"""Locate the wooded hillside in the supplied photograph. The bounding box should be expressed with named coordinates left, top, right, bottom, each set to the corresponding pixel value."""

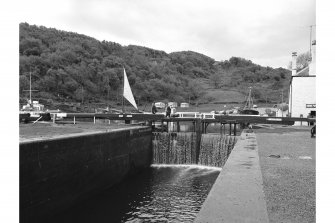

left=19, top=23, right=291, bottom=109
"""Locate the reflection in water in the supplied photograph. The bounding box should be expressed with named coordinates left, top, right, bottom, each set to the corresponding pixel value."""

left=49, top=165, right=220, bottom=223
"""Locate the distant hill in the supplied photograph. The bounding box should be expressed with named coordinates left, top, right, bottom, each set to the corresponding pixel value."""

left=19, top=23, right=291, bottom=109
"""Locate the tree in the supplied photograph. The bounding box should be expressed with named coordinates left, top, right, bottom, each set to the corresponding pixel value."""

left=252, top=88, right=262, bottom=99
left=209, top=72, right=222, bottom=88
left=287, top=51, right=311, bottom=70
left=296, top=52, right=311, bottom=70
left=74, top=87, right=86, bottom=103
left=274, top=76, right=280, bottom=81
left=19, top=75, right=29, bottom=94
left=19, top=23, right=291, bottom=107
left=19, top=37, right=43, bottom=56
left=187, top=80, right=204, bottom=100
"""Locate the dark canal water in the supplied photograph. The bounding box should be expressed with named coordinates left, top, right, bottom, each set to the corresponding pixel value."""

left=48, top=165, right=220, bottom=223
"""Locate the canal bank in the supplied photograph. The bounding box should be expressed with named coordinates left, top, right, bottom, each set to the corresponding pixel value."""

left=255, top=126, right=315, bottom=223
left=20, top=121, right=239, bottom=222
left=20, top=125, right=152, bottom=223
left=195, top=130, right=269, bottom=223
left=195, top=126, right=315, bottom=223
left=20, top=122, right=315, bottom=222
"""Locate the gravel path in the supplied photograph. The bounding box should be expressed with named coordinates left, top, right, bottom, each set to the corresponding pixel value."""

left=255, top=127, right=315, bottom=223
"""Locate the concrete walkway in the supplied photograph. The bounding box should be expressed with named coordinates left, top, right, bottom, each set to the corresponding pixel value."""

left=195, top=131, right=269, bottom=223
left=195, top=126, right=315, bottom=223
left=255, top=127, right=315, bottom=223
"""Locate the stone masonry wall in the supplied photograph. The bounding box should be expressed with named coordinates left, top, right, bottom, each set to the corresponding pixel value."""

left=20, top=126, right=152, bottom=223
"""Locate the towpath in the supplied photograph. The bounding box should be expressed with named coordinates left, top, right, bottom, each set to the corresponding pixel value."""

left=255, top=126, right=315, bottom=223
left=195, top=125, right=315, bottom=223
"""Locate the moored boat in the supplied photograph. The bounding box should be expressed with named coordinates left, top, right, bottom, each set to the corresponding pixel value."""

left=20, top=70, right=51, bottom=122
left=238, top=87, right=260, bottom=116
left=20, top=100, right=51, bottom=122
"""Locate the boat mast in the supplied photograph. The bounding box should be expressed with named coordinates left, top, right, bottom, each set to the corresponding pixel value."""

left=23, top=69, right=38, bottom=106
left=29, top=70, right=32, bottom=104
left=122, top=93, right=124, bottom=113
left=122, top=67, right=124, bottom=113
left=245, top=87, right=253, bottom=109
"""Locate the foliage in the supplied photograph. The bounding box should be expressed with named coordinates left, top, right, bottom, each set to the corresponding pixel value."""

left=19, top=23, right=291, bottom=106
left=296, top=52, right=311, bottom=70
left=209, top=72, right=223, bottom=88
left=287, top=51, right=311, bottom=71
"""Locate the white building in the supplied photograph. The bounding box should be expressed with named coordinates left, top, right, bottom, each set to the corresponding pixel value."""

left=288, top=40, right=316, bottom=125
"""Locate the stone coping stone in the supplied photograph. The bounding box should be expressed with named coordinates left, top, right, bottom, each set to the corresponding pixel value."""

left=194, top=131, right=269, bottom=223
left=19, top=125, right=150, bottom=144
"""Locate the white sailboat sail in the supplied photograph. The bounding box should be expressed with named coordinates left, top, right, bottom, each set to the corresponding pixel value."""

left=123, top=68, right=138, bottom=110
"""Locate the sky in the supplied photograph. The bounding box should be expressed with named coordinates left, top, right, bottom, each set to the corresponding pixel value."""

left=16, top=0, right=315, bottom=68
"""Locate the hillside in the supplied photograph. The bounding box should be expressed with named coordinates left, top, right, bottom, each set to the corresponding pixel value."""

left=19, top=23, right=291, bottom=110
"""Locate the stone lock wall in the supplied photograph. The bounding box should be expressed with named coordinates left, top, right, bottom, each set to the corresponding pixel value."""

left=20, top=126, right=152, bottom=223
